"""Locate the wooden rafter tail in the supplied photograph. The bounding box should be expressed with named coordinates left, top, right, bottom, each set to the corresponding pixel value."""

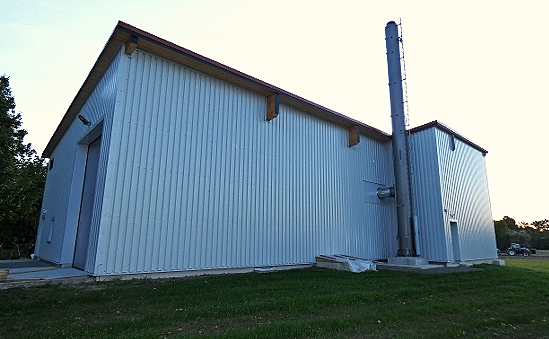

left=125, top=35, right=138, bottom=55
left=348, top=125, right=360, bottom=147
left=266, top=92, right=279, bottom=121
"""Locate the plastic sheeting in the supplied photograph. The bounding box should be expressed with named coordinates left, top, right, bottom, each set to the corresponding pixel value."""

left=316, top=255, right=376, bottom=272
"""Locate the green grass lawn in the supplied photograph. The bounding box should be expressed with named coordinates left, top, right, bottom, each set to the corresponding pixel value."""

left=1, top=260, right=549, bottom=338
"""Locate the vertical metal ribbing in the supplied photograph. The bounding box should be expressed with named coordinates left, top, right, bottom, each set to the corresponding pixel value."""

left=94, top=49, right=399, bottom=275
left=385, top=21, right=415, bottom=257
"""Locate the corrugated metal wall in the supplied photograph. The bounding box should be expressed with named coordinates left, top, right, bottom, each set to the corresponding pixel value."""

left=84, top=51, right=122, bottom=273
left=434, top=129, right=496, bottom=261
left=93, top=49, right=397, bottom=275
left=410, top=127, right=496, bottom=262
left=409, top=128, right=448, bottom=261
left=35, top=51, right=121, bottom=266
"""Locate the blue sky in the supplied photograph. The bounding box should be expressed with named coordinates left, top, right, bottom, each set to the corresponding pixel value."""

left=1, top=0, right=547, bottom=222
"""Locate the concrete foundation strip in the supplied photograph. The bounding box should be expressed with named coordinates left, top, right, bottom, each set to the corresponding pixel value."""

left=7, top=267, right=59, bottom=275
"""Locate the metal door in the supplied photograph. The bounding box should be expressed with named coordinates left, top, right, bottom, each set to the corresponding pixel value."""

left=73, top=136, right=101, bottom=270
left=450, top=221, right=461, bottom=262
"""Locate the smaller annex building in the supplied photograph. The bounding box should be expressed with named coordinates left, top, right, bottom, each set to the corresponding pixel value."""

left=35, top=21, right=497, bottom=278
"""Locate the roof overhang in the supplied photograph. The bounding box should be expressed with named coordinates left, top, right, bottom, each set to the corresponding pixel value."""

left=409, top=120, right=488, bottom=155
left=42, top=21, right=390, bottom=157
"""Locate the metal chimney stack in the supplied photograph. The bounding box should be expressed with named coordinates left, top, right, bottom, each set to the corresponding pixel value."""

left=385, top=21, right=415, bottom=257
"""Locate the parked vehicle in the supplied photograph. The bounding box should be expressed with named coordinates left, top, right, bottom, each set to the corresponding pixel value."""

left=507, top=243, right=531, bottom=256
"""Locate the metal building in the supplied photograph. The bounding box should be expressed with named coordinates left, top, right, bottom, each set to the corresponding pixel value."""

left=34, top=22, right=497, bottom=278
left=409, top=121, right=496, bottom=262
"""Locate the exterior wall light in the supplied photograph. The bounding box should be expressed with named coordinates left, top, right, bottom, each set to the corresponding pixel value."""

left=78, top=115, right=91, bottom=126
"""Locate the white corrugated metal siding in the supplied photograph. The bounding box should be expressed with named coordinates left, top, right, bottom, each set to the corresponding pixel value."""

left=409, top=128, right=448, bottom=261
left=84, top=51, right=123, bottom=273
left=93, top=49, right=397, bottom=275
left=410, top=127, right=496, bottom=262
left=434, top=129, right=496, bottom=261
left=35, top=51, right=121, bottom=266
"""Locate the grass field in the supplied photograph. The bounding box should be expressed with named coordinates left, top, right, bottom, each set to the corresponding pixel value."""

left=1, top=260, right=549, bottom=338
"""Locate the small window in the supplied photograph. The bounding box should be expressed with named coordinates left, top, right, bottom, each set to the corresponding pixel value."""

left=449, top=134, right=456, bottom=151
left=49, top=158, right=55, bottom=170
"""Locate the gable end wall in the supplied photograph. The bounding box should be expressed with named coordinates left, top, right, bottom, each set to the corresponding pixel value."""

left=35, top=50, right=122, bottom=267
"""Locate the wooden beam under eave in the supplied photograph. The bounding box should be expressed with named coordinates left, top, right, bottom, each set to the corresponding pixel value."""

left=266, top=93, right=279, bottom=121
left=125, top=35, right=138, bottom=55
left=349, top=125, right=360, bottom=147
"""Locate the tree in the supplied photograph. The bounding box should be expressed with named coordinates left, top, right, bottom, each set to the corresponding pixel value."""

left=532, top=219, right=549, bottom=233
left=494, top=219, right=512, bottom=250
left=0, top=75, right=47, bottom=255
left=494, top=217, right=549, bottom=251
left=502, top=216, right=518, bottom=231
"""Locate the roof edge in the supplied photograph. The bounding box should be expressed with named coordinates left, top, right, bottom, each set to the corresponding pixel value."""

left=42, top=21, right=390, bottom=157
left=409, top=120, right=488, bottom=155
left=42, top=25, right=125, bottom=158
left=115, top=21, right=389, bottom=138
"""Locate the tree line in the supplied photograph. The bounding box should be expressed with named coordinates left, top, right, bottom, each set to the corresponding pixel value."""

left=494, top=216, right=549, bottom=250
left=0, top=75, right=46, bottom=258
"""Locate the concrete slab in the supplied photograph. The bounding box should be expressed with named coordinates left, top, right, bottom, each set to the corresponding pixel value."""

left=0, top=259, right=91, bottom=289
left=387, top=257, right=430, bottom=266
left=492, top=259, right=506, bottom=266
left=8, top=267, right=87, bottom=280
left=0, top=259, right=53, bottom=269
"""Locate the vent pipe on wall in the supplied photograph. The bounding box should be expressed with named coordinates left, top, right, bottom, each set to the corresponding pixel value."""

left=385, top=21, right=416, bottom=257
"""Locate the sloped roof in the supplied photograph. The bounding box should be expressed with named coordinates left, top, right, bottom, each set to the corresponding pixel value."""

left=42, top=21, right=391, bottom=157
left=409, top=120, right=488, bottom=155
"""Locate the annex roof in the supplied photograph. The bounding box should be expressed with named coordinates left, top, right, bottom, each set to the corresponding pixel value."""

left=43, top=21, right=391, bottom=157
left=409, top=120, right=488, bottom=155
